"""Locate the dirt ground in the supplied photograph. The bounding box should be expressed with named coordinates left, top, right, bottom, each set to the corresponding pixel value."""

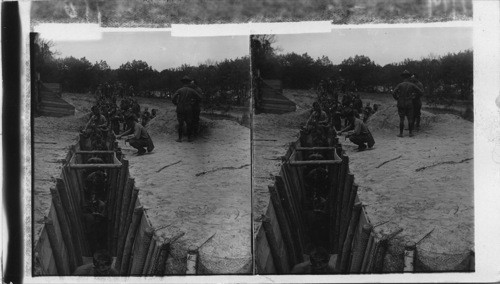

left=253, top=89, right=474, bottom=271
left=34, top=93, right=252, bottom=274
left=34, top=89, right=474, bottom=272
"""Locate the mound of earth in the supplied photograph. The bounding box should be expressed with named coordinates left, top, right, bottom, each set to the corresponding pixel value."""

left=367, top=104, right=439, bottom=131
left=256, top=109, right=311, bottom=129
left=146, top=109, right=216, bottom=137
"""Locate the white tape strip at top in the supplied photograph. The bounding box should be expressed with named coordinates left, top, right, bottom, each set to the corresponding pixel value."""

left=32, top=20, right=474, bottom=42
left=33, top=23, right=103, bottom=41
left=171, top=21, right=332, bottom=37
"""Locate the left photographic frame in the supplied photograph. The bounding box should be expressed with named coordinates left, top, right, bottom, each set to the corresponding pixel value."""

left=30, top=29, right=252, bottom=277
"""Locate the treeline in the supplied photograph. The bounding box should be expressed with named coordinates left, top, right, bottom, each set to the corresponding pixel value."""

left=35, top=39, right=250, bottom=106
left=251, top=35, right=473, bottom=101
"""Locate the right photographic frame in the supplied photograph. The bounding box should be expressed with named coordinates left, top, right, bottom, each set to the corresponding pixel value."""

left=251, top=25, right=473, bottom=274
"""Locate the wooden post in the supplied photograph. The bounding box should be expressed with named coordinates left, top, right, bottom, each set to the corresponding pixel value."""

left=469, top=251, right=475, bottom=272
left=366, top=238, right=380, bottom=272
left=328, top=163, right=340, bottom=253
left=281, top=165, right=304, bottom=241
left=361, top=231, right=375, bottom=272
left=125, top=188, right=140, bottom=234
left=120, top=206, right=144, bottom=274
left=268, top=185, right=297, bottom=268
left=339, top=174, right=354, bottom=253
left=335, top=154, right=349, bottom=253
left=186, top=247, right=198, bottom=275
left=55, top=179, right=85, bottom=261
left=146, top=241, right=162, bottom=275
left=295, top=147, right=338, bottom=151
left=117, top=178, right=134, bottom=263
left=130, top=227, right=154, bottom=275
left=142, top=237, right=158, bottom=275
left=50, top=187, right=78, bottom=272
left=262, top=215, right=287, bottom=274
left=275, top=176, right=304, bottom=264
left=289, top=160, right=342, bottom=166
left=64, top=167, right=83, bottom=217
left=44, top=219, right=67, bottom=275
left=61, top=167, right=77, bottom=215
left=340, top=182, right=358, bottom=256
left=339, top=202, right=362, bottom=272
left=404, top=241, right=416, bottom=272
left=106, top=167, right=117, bottom=252
left=372, top=239, right=388, bottom=273
left=151, top=243, right=170, bottom=275
left=349, top=224, right=372, bottom=273
left=113, top=165, right=128, bottom=255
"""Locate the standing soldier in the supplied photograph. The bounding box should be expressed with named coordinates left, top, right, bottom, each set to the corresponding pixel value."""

left=410, top=73, right=425, bottom=131
left=172, top=76, right=201, bottom=142
left=393, top=70, right=423, bottom=137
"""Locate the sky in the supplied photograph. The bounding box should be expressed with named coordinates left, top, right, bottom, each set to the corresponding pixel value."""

left=275, top=26, right=473, bottom=66
left=46, top=27, right=472, bottom=71
left=48, top=31, right=249, bottom=71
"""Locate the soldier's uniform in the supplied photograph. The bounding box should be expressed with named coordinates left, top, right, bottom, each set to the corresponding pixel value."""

left=393, top=70, right=423, bottom=137
left=172, top=76, right=201, bottom=142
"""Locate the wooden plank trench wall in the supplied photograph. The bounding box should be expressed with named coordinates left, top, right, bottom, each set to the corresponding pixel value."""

left=255, top=134, right=385, bottom=274
left=34, top=133, right=170, bottom=276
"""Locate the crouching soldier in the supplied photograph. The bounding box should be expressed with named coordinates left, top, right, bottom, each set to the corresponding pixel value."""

left=339, top=110, right=375, bottom=151
left=291, top=246, right=338, bottom=274
left=73, top=250, right=119, bottom=276
left=117, top=115, right=154, bottom=155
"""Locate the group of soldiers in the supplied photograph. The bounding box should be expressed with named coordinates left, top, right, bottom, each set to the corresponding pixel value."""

left=95, top=82, right=136, bottom=101
left=307, top=69, right=425, bottom=152
left=84, top=92, right=156, bottom=155
left=292, top=71, right=426, bottom=274
left=304, top=83, right=378, bottom=152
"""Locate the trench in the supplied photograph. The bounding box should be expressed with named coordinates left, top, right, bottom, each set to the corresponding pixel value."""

left=200, top=108, right=251, bottom=128
left=255, top=128, right=475, bottom=274
left=423, top=105, right=473, bottom=122
left=34, top=110, right=253, bottom=276
left=34, top=132, right=171, bottom=276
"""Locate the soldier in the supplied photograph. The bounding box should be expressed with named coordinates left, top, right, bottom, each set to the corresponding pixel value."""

left=81, top=189, right=106, bottom=253
left=84, top=105, right=108, bottom=133
left=117, top=115, right=154, bottom=155
left=393, top=70, right=423, bottom=137
left=341, top=92, right=353, bottom=108
left=291, top=247, right=338, bottom=274
left=339, top=110, right=375, bottom=151
left=172, top=76, right=201, bottom=142
left=73, top=250, right=119, bottom=276
left=108, top=105, right=122, bottom=135
left=306, top=102, right=328, bottom=127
